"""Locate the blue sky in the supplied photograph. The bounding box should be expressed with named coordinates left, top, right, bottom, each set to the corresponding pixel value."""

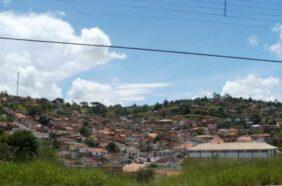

left=1, top=0, right=282, bottom=105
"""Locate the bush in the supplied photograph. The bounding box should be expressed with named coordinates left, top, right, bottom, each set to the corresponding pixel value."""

left=84, top=137, right=99, bottom=147
left=7, top=130, right=39, bottom=161
left=39, top=115, right=51, bottom=126
left=136, top=168, right=154, bottom=183
left=106, top=142, right=119, bottom=153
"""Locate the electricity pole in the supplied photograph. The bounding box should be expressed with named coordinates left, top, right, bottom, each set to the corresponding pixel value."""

left=16, top=72, right=19, bottom=96
left=224, top=0, right=227, bottom=17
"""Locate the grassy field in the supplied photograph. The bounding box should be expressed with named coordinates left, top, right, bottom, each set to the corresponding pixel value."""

left=0, top=160, right=136, bottom=186
left=150, top=155, right=282, bottom=186
left=0, top=156, right=281, bottom=186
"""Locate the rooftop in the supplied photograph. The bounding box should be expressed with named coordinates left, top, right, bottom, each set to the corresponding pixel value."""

left=188, top=142, right=278, bottom=151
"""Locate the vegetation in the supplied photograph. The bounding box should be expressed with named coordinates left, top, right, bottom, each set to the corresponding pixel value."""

left=0, top=160, right=135, bottom=186
left=79, top=120, right=92, bottom=137
left=136, top=168, right=154, bottom=183
left=84, top=137, right=99, bottom=147
left=150, top=156, right=282, bottom=186
left=106, top=142, right=119, bottom=153
left=0, top=156, right=281, bottom=186
left=0, top=130, right=39, bottom=161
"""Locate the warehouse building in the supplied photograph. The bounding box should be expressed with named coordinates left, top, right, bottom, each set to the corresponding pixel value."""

left=187, top=142, right=278, bottom=159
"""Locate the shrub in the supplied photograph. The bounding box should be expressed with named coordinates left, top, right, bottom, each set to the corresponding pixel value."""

left=136, top=168, right=154, bottom=183
left=7, top=130, right=39, bottom=160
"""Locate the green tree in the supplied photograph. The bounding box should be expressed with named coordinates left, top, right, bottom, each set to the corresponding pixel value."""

left=136, top=168, right=154, bottom=183
left=0, top=142, right=14, bottom=161
left=84, top=137, right=99, bottom=147
left=106, top=142, right=119, bottom=153
left=90, top=102, right=107, bottom=116
left=79, top=120, right=92, bottom=137
left=27, top=105, right=41, bottom=119
left=251, top=113, right=261, bottom=124
left=39, top=115, right=50, bottom=126
left=7, top=130, right=39, bottom=160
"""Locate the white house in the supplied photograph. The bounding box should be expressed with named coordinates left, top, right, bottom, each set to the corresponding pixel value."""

left=187, top=142, right=278, bottom=159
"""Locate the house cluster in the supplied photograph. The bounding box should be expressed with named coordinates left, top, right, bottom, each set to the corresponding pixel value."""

left=0, top=96, right=280, bottom=170
left=0, top=106, right=280, bottom=169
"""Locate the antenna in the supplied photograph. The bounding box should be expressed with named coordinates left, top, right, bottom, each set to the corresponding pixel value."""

left=224, top=0, right=227, bottom=17
left=16, top=72, right=19, bottom=96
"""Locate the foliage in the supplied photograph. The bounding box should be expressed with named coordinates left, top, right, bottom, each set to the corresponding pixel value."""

left=136, top=168, right=154, bottom=183
left=150, top=156, right=282, bottom=186
left=27, top=105, right=41, bottom=118
left=39, top=115, right=51, bottom=126
left=79, top=120, right=92, bottom=137
left=0, top=130, right=39, bottom=161
left=0, top=160, right=135, bottom=186
left=106, top=142, right=119, bottom=153
left=84, top=137, right=99, bottom=147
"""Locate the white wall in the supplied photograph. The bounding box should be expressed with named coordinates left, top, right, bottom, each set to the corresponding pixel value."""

left=187, top=150, right=273, bottom=159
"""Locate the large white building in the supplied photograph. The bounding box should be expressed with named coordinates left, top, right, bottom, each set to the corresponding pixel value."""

left=187, top=142, right=278, bottom=159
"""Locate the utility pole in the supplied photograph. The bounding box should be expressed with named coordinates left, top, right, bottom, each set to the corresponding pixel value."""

left=16, top=72, right=19, bottom=96
left=224, top=0, right=227, bottom=17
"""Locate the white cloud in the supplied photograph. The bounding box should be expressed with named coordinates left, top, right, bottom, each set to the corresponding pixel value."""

left=2, top=0, right=11, bottom=4
left=58, top=11, right=66, bottom=16
left=0, top=11, right=126, bottom=100
left=248, top=35, right=260, bottom=46
left=268, top=24, right=282, bottom=57
left=66, top=78, right=170, bottom=106
left=221, top=74, right=282, bottom=101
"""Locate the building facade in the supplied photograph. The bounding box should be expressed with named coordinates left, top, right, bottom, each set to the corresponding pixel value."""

left=187, top=142, right=278, bottom=159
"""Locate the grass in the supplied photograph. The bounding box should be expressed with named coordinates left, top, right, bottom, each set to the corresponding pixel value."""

left=0, top=160, right=135, bottom=186
left=150, top=155, right=282, bottom=186
left=0, top=156, right=281, bottom=186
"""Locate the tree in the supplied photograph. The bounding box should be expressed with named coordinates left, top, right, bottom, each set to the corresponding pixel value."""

left=79, top=120, right=92, bottom=137
left=7, top=130, right=39, bottom=160
left=39, top=115, right=50, bottom=126
left=163, top=100, right=169, bottom=107
left=154, top=103, right=162, bottom=111
left=178, top=103, right=191, bottom=115
left=213, top=93, right=221, bottom=100
left=52, top=98, right=64, bottom=104
left=0, top=142, right=14, bottom=161
left=80, top=102, right=89, bottom=108
left=106, top=142, right=119, bottom=153
left=27, top=105, right=41, bottom=118
left=136, top=168, right=154, bottom=183
left=251, top=113, right=261, bottom=124
left=90, top=102, right=107, bottom=116
left=79, top=126, right=91, bottom=137
left=84, top=137, right=99, bottom=147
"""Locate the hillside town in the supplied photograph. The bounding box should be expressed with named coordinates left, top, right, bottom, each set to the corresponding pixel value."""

left=0, top=92, right=281, bottom=171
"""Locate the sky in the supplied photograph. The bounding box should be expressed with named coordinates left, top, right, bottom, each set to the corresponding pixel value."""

left=1, top=0, right=282, bottom=106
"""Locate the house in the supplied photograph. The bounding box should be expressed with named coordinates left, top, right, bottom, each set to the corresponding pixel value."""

left=123, top=163, right=145, bottom=173
left=174, top=143, right=193, bottom=156
left=187, top=142, right=278, bottom=159
left=125, top=146, right=140, bottom=159
left=237, top=136, right=253, bottom=143
left=88, top=148, right=107, bottom=157
left=195, top=135, right=214, bottom=143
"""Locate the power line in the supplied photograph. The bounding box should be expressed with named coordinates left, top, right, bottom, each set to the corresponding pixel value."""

left=56, top=0, right=282, bottom=24
left=108, top=13, right=270, bottom=28
left=135, top=0, right=282, bottom=19
left=193, top=0, right=282, bottom=12
left=239, top=0, right=282, bottom=7
left=0, top=5, right=270, bottom=29
left=0, top=36, right=281, bottom=64
left=127, top=0, right=282, bottom=18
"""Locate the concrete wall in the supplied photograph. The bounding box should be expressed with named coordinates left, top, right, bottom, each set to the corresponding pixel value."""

left=187, top=150, right=276, bottom=159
